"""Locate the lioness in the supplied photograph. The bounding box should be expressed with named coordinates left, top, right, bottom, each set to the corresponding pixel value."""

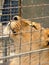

left=3, top=16, right=49, bottom=65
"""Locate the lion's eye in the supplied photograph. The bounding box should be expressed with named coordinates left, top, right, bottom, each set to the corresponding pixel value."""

left=32, top=25, right=37, bottom=30
left=48, top=34, right=49, bottom=37
left=47, top=41, right=49, bottom=46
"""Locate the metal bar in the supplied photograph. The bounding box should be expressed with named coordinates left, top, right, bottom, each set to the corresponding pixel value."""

left=0, top=34, right=48, bottom=51
left=0, top=35, right=9, bottom=39
left=18, top=0, right=22, bottom=16
left=3, top=39, right=7, bottom=62
left=0, top=15, right=49, bottom=21
left=18, top=0, right=22, bottom=64
left=0, top=4, right=49, bottom=10
left=0, top=48, right=49, bottom=60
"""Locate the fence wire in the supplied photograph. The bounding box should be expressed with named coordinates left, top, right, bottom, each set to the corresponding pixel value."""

left=0, top=0, right=49, bottom=65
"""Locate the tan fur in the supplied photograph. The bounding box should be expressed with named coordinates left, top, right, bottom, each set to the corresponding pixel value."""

left=3, top=16, right=49, bottom=65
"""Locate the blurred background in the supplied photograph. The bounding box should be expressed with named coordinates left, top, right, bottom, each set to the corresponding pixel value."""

left=0, top=0, right=49, bottom=27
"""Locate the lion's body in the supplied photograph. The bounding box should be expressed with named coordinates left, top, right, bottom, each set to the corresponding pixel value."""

left=3, top=16, right=49, bottom=65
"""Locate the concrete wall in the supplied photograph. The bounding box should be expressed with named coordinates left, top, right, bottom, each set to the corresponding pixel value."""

left=22, top=0, right=49, bottom=28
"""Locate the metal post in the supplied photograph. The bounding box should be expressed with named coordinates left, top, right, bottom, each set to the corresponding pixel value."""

left=2, top=37, right=9, bottom=64
left=0, top=36, right=9, bottom=64
left=18, top=0, right=21, bottom=16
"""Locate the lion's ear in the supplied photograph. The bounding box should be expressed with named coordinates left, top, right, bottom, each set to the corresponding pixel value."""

left=13, top=16, right=21, bottom=20
left=13, top=16, right=30, bottom=26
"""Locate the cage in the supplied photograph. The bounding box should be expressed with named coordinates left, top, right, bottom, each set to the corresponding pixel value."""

left=0, top=0, right=49, bottom=65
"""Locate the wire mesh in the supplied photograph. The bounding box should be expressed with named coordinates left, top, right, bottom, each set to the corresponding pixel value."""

left=0, top=0, right=49, bottom=65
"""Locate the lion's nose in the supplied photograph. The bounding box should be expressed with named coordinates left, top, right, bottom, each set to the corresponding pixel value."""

left=13, top=31, right=16, bottom=34
left=11, top=29, right=16, bottom=34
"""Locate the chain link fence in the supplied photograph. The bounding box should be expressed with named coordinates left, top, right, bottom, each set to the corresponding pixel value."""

left=0, top=0, right=49, bottom=65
